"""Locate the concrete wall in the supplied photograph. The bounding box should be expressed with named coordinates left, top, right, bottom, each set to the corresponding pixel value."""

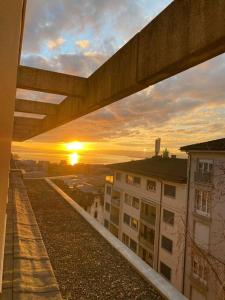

left=0, top=1, right=25, bottom=292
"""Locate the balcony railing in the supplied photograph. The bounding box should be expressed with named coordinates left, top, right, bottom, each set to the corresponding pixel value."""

left=140, top=213, right=156, bottom=226
left=139, top=234, right=154, bottom=251
left=194, top=171, right=213, bottom=184
left=111, top=197, right=120, bottom=207
left=110, top=214, right=119, bottom=225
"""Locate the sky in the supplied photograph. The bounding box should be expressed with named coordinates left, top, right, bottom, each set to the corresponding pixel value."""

left=13, top=0, right=225, bottom=164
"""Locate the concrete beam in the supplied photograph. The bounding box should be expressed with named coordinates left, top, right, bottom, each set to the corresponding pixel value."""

left=15, top=99, right=57, bottom=115
left=0, top=0, right=26, bottom=292
left=88, top=0, right=225, bottom=106
left=15, top=0, right=225, bottom=140
left=17, top=65, right=88, bottom=97
left=14, top=116, right=42, bottom=127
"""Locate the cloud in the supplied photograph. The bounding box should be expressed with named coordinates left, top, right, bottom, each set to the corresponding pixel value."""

left=76, top=40, right=90, bottom=49
left=47, top=37, right=65, bottom=49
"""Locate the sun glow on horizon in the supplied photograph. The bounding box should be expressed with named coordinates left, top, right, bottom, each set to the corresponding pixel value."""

left=69, top=152, right=79, bottom=165
left=65, top=141, right=84, bottom=151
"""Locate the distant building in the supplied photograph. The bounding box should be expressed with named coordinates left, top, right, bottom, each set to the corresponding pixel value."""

left=104, top=156, right=188, bottom=292
left=62, top=177, right=104, bottom=224
left=181, top=138, right=225, bottom=300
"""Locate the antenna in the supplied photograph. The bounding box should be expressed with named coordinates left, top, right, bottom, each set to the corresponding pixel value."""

left=155, top=138, right=161, bottom=156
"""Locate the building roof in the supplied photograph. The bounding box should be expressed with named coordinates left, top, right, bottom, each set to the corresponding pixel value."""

left=180, top=138, right=225, bottom=152
left=111, top=156, right=187, bottom=183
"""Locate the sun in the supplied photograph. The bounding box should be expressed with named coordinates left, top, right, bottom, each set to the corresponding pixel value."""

left=66, top=141, right=84, bottom=151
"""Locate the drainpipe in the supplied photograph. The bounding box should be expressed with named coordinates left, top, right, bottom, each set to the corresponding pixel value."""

left=156, top=180, right=163, bottom=271
left=182, top=153, right=191, bottom=294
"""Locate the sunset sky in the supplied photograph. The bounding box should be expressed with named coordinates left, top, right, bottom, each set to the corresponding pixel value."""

left=13, top=0, right=225, bottom=164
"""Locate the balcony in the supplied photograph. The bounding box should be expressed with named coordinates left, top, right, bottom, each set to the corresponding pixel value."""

left=139, top=234, right=155, bottom=251
left=111, top=196, right=120, bottom=207
left=140, top=212, right=156, bottom=226
left=194, top=171, right=213, bottom=185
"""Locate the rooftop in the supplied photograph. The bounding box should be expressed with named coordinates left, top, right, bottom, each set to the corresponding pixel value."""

left=111, top=157, right=188, bottom=183
left=24, top=178, right=161, bottom=299
left=180, top=137, right=225, bottom=152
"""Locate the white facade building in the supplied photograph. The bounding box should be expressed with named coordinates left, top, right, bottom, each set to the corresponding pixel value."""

left=104, top=156, right=187, bottom=292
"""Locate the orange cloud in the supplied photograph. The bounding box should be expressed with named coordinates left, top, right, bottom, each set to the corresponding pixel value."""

left=47, top=38, right=65, bottom=49
left=76, top=40, right=90, bottom=49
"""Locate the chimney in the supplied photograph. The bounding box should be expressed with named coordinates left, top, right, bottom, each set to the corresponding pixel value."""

left=155, top=138, right=161, bottom=156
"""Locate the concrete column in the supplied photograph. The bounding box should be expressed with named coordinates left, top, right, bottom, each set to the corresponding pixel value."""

left=0, top=1, right=25, bottom=292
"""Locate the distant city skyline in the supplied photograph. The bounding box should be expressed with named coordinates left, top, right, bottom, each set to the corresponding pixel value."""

left=13, top=0, right=225, bottom=163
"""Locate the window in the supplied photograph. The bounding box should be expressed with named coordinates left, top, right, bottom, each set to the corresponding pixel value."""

left=161, top=236, right=173, bottom=253
left=134, top=176, right=141, bottom=185
left=164, top=184, right=176, bottom=198
left=192, top=254, right=207, bottom=285
left=123, top=213, right=130, bottom=225
left=123, top=214, right=138, bottom=230
left=146, top=179, right=156, bottom=191
left=95, top=202, right=98, bottom=208
left=130, top=239, right=137, bottom=253
left=163, top=209, right=174, bottom=225
left=122, top=233, right=129, bottom=246
left=124, top=193, right=132, bottom=205
left=106, top=186, right=112, bottom=195
left=110, top=206, right=119, bottom=225
left=140, top=223, right=155, bottom=247
left=139, top=246, right=153, bottom=267
left=94, top=211, right=98, bottom=219
left=105, top=202, right=110, bottom=212
left=141, top=202, right=156, bottom=225
left=195, top=190, right=210, bottom=216
left=124, top=193, right=140, bottom=209
left=160, top=262, right=171, bottom=281
left=110, top=223, right=118, bottom=238
left=132, top=197, right=140, bottom=209
left=198, top=160, right=213, bottom=174
left=104, top=219, right=109, bottom=228
left=131, top=217, right=138, bottom=230
left=115, top=172, right=122, bottom=181
left=126, top=175, right=141, bottom=186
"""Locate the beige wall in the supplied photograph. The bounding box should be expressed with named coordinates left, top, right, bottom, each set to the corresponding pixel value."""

left=0, top=1, right=24, bottom=291
left=104, top=170, right=187, bottom=292
left=184, top=152, right=225, bottom=300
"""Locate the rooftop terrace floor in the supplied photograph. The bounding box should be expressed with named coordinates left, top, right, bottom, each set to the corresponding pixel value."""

left=25, top=179, right=161, bottom=300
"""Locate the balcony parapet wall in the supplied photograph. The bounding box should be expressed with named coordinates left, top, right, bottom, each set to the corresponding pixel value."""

left=0, top=170, right=62, bottom=299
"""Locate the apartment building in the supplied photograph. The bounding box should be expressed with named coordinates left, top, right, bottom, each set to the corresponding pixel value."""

left=104, top=156, right=187, bottom=292
left=181, top=139, right=225, bottom=300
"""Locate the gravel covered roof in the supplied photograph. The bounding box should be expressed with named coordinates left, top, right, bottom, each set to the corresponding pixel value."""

left=25, top=179, right=162, bottom=300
